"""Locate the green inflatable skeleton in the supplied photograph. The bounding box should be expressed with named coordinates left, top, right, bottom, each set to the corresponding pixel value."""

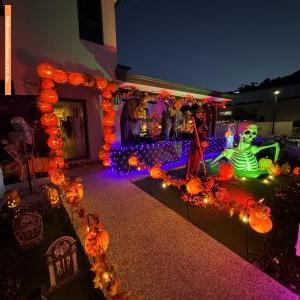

left=210, top=122, right=280, bottom=178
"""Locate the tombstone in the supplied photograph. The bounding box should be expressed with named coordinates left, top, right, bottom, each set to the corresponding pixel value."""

left=46, top=236, right=79, bottom=292
left=13, top=212, right=43, bottom=249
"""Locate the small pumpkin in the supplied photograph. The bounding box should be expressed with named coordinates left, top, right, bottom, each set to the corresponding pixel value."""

left=128, top=155, right=139, bottom=167
left=103, top=159, right=111, bottom=167
left=281, top=162, right=291, bottom=175
left=49, top=156, right=64, bottom=169
left=4, top=189, right=21, bottom=208
left=104, top=132, right=116, bottom=144
left=40, top=89, right=58, bottom=104
left=45, top=126, right=61, bottom=136
left=103, top=114, right=115, bottom=127
left=269, top=164, right=281, bottom=176
left=40, top=112, right=58, bottom=127
left=53, top=69, right=68, bottom=84
left=47, top=135, right=63, bottom=150
left=98, top=150, right=109, bottom=161
left=249, top=210, right=273, bottom=234
left=68, top=72, right=85, bottom=85
left=41, top=78, right=55, bottom=89
left=36, top=63, right=54, bottom=79
left=49, top=170, right=65, bottom=186
left=186, top=177, right=202, bottom=195
left=102, top=143, right=111, bottom=151
left=293, top=166, right=300, bottom=176
left=218, top=163, right=234, bottom=181
left=95, top=77, right=108, bottom=90
left=37, top=101, right=53, bottom=113
left=258, top=157, right=274, bottom=171
left=85, top=229, right=109, bottom=257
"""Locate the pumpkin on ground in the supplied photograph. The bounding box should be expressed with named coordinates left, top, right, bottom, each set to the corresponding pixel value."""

left=258, top=157, right=274, bottom=171
left=150, top=165, right=163, bottom=179
left=128, top=155, right=139, bottom=167
left=293, top=166, right=300, bottom=176
left=85, top=229, right=109, bottom=257
left=281, top=162, right=291, bottom=175
left=249, top=210, right=273, bottom=234
left=218, top=163, right=234, bottom=181
left=186, top=177, right=202, bottom=195
left=269, top=164, right=281, bottom=176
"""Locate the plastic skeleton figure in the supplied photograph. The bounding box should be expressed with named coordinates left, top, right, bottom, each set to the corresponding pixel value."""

left=211, top=122, right=280, bottom=178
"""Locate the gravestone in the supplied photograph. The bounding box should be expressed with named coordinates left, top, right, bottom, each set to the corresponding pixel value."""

left=45, top=236, right=79, bottom=292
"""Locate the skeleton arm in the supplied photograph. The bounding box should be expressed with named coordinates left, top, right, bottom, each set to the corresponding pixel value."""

left=210, top=149, right=233, bottom=166
left=252, top=142, right=280, bottom=163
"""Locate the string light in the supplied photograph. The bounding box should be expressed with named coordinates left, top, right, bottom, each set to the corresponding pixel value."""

left=241, top=177, right=247, bottom=181
left=263, top=179, right=270, bottom=184
left=162, top=182, right=167, bottom=188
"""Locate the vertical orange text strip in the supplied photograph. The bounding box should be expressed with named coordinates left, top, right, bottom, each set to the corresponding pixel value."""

left=5, top=5, right=11, bottom=95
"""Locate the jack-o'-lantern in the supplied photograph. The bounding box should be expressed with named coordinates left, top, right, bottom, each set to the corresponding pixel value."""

left=50, top=148, right=64, bottom=157
left=49, top=156, right=64, bottom=169
left=103, top=114, right=115, bottom=127
left=269, top=164, right=281, bottom=176
left=102, top=90, right=112, bottom=99
left=40, top=89, right=58, bottom=104
left=68, top=72, right=85, bottom=85
left=53, top=69, right=67, bottom=84
left=249, top=209, right=273, bottom=234
left=43, top=185, right=60, bottom=207
left=218, top=163, right=234, bottom=181
left=47, top=135, right=63, bottom=150
left=102, top=143, right=111, bottom=151
left=104, top=132, right=116, bottom=144
left=128, top=155, right=139, bottom=167
left=4, top=189, right=21, bottom=209
left=101, top=100, right=113, bottom=112
left=201, top=141, right=209, bottom=148
left=85, top=228, right=109, bottom=257
left=45, top=126, right=61, bottom=136
left=150, top=165, right=163, bottom=179
left=37, top=101, right=53, bottom=113
left=49, top=170, right=65, bottom=185
left=293, top=166, right=300, bottom=176
left=281, top=162, right=291, bottom=175
left=98, top=150, right=109, bottom=161
left=36, top=63, right=54, bottom=79
left=259, top=157, right=274, bottom=171
left=40, top=112, right=58, bottom=127
left=95, top=77, right=108, bottom=90
left=106, top=82, right=117, bottom=94
left=103, top=159, right=111, bottom=167
left=186, top=177, right=202, bottom=195
left=41, top=78, right=55, bottom=89
left=65, top=178, right=84, bottom=205
left=174, top=100, right=181, bottom=110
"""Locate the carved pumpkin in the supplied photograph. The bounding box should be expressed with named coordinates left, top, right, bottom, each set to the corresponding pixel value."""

left=293, top=166, right=300, bottom=176
left=4, top=189, right=21, bottom=208
left=218, top=163, right=234, bottom=181
left=101, top=100, right=113, bottom=112
left=102, top=90, right=112, bottom=99
left=41, top=78, right=55, bottom=89
left=44, top=185, right=60, bottom=207
left=68, top=72, right=85, bottom=85
left=281, top=162, right=291, bottom=175
left=258, top=157, right=274, bottom=171
left=37, top=101, right=53, bottom=113
left=269, top=164, right=281, bottom=176
left=40, top=89, right=58, bottom=104
left=47, top=135, right=63, bottom=150
left=95, top=77, right=108, bottom=90
left=65, top=178, right=84, bottom=205
left=103, top=114, right=115, bottom=127
left=40, top=113, right=58, bottom=127
left=49, top=170, right=65, bottom=186
left=98, top=150, right=109, bottom=161
left=249, top=210, right=273, bottom=234
left=102, top=143, right=111, bottom=151
left=186, top=177, right=202, bottom=195
left=103, top=159, right=111, bottom=167
left=150, top=165, right=163, bottom=179
left=128, top=155, right=139, bottom=167
left=104, top=132, right=116, bottom=144
left=49, top=156, right=64, bottom=169
left=106, top=82, right=117, bottom=94
left=45, top=126, right=61, bottom=136
left=50, top=148, right=64, bottom=157
left=36, top=63, right=54, bottom=79
left=85, top=229, right=109, bottom=257
left=53, top=69, right=68, bottom=84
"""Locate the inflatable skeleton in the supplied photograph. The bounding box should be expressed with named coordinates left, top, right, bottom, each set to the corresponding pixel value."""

left=211, top=122, right=280, bottom=178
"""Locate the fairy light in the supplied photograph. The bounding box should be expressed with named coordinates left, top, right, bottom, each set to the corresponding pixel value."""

left=162, top=182, right=167, bottom=188
left=263, top=179, right=269, bottom=184
left=241, top=177, right=246, bottom=181
left=242, top=214, right=249, bottom=223
left=203, top=196, right=209, bottom=203
left=102, top=271, right=110, bottom=282
left=268, top=175, right=274, bottom=180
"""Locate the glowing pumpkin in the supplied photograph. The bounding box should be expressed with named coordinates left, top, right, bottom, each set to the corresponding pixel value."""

left=104, top=133, right=116, bottom=144
left=47, top=135, right=63, bottom=150
left=4, top=189, right=21, bottom=209
left=65, top=179, right=84, bottom=205
left=281, top=162, right=291, bottom=175
left=95, top=77, right=108, bottom=90
left=85, top=229, right=109, bottom=257
left=249, top=210, right=273, bottom=234
left=98, top=150, right=109, bottom=161
left=37, top=101, right=53, bottom=113
left=106, top=82, right=117, bottom=94
left=40, top=89, right=58, bottom=104
left=258, top=157, right=274, bottom=171
left=102, top=90, right=112, bottom=99
left=103, top=159, right=111, bottom=167
left=218, top=163, right=234, bottom=181
left=293, top=166, right=300, bottom=176
left=41, top=78, right=55, bottom=89
left=102, top=143, right=111, bottom=151
left=53, top=69, right=67, bottom=84
left=128, top=155, right=139, bottom=167
left=49, top=156, right=64, bottom=169
left=43, top=185, right=60, bottom=207
left=68, top=72, right=85, bottom=85
left=186, top=177, right=202, bottom=195
left=174, top=100, right=181, bottom=110
left=45, top=126, right=61, bottom=136
left=269, top=164, right=281, bottom=176
left=50, top=149, right=64, bottom=157
left=36, top=63, right=54, bottom=79
left=40, top=113, right=58, bottom=127
left=103, top=115, right=115, bottom=127
left=101, top=100, right=113, bottom=112
left=150, top=165, right=163, bottom=179
left=49, top=170, right=65, bottom=186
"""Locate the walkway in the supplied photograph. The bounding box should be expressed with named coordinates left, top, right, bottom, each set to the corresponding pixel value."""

left=66, top=165, right=298, bottom=300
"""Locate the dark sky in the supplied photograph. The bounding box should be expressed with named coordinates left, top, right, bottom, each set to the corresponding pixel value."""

left=115, top=0, right=300, bottom=92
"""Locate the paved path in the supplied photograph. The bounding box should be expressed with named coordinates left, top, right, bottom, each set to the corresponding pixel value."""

left=66, top=165, right=298, bottom=300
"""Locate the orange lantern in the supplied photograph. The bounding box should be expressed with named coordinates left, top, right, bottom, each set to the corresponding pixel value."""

left=36, top=63, right=54, bottom=79
left=249, top=210, right=273, bottom=234
left=37, top=101, right=53, bottom=113
left=102, top=143, right=111, bottom=151
left=85, top=229, right=109, bottom=257
left=103, top=114, right=115, bottom=127
left=45, top=126, right=61, bottom=136
left=40, top=112, right=58, bottom=127
left=53, top=69, right=68, bottom=84
left=40, top=89, right=58, bottom=104
left=98, top=150, right=109, bottom=161
left=68, top=72, right=85, bottom=85
left=186, top=177, right=202, bottom=195
left=102, top=90, right=112, bottom=99
left=270, top=164, right=281, bottom=176
left=104, top=132, right=116, bottom=144
left=150, top=165, right=163, bottom=179
left=106, top=82, right=117, bottom=94
left=293, top=166, right=300, bottom=176
left=49, top=170, right=65, bottom=186
left=95, top=76, right=108, bottom=90
left=47, top=135, right=63, bottom=150
left=41, top=78, right=55, bottom=89
left=128, top=155, right=139, bottom=167
left=49, top=156, right=64, bottom=169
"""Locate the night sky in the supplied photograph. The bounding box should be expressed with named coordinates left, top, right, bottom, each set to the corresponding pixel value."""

left=116, top=0, right=300, bottom=92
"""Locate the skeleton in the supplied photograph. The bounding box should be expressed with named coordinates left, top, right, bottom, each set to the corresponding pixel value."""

left=211, top=122, right=280, bottom=178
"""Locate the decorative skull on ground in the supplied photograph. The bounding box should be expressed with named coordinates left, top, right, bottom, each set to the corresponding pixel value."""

left=210, top=122, right=280, bottom=178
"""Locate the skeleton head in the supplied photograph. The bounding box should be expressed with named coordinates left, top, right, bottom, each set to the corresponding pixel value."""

left=239, top=123, right=257, bottom=145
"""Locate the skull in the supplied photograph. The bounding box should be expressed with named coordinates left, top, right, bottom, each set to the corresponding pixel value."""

left=240, top=124, right=257, bottom=145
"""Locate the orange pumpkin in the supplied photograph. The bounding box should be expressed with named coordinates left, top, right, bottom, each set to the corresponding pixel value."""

left=186, top=177, right=202, bottom=195
left=102, top=143, right=111, bottom=151
left=45, top=126, right=61, bottom=136
left=249, top=211, right=273, bottom=234
left=50, top=148, right=64, bottom=157
left=103, top=115, right=115, bottom=127
left=37, top=101, right=53, bottom=113
left=98, top=150, right=109, bottom=161
left=68, top=72, right=85, bottom=85
left=95, top=77, right=108, bottom=90
left=65, top=179, right=84, bottom=205
left=53, top=69, right=68, bottom=84
left=102, top=90, right=112, bottom=99
left=218, top=163, right=234, bottom=181
left=104, top=132, right=116, bottom=144
left=103, top=159, right=111, bottom=167
left=47, top=135, right=63, bottom=150
left=101, top=100, right=113, bottom=112
left=174, top=100, right=181, bottom=110
left=40, top=89, right=58, bottom=104
left=106, top=82, right=117, bottom=94
left=4, top=189, right=21, bottom=208
left=41, top=78, right=55, bottom=89
left=36, top=63, right=54, bottom=79
left=84, top=229, right=109, bottom=257
left=44, top=185, right=60, bottom=207
left=269, top=164, right=281, bottom=176
left=49, top=156, right=64, bottom=169
left=281, top=162, right=291, bottom=175
left=128, top=155, right=139, bottom=167
left=40, top=112, right=58, bottom=127
left=293, top=166, right=300, bottom=176
left=49, top=170, right=65, bottom=185
left=150, top=165, right=163, bottom=179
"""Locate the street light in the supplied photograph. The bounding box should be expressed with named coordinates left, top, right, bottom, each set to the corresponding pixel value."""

left=271, top=90, right=280, bottom=135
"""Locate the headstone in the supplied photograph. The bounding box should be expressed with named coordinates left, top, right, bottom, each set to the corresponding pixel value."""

left=13, top=212, right=43, bottom=249
left=45, top=236, right=79, bottom=292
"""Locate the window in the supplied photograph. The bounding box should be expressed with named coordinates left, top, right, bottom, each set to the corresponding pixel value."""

left=77, top=0, right=103, bottom=44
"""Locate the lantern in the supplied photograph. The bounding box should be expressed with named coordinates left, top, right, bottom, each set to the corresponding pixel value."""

left=4, top=189, right=21, bottom=209
left=45, top=126, right=61, bottom=136
left=98, top=150, right=109, bottom=161
left=47, top=135, right=63, bottom=150
left=106, top=82, right=117, bottom=94
left=102, top=143, right=111, bottom=151
left=40, top=113, right=58, bottom=127
left=293, top=167, right=300, bottom=176
left=218, top=163, right=234, bottom=181
left=37, top=101, right=53, bottom=113
left=84, top=229, right=109, bottom=257
left=36, top=63, right=54, bottom=79
left=258, top=157, right=274, bottom=171
left=186, top=177, right=202, bottom=195
left=269, top=164, right=281, bottom=176
left=128, top=155, right=139, bottom=167
left=49, top=170, right=65, bottom=186
left=53, top=69, right=68, bottom=84
left=41, top=78, right=55, bottom=89
left=281, top=162, right=291, bottom=175
left=40, top=89, right=58, bottom=104
left=43, top=185, right=60, bottom=207
left=104, top=132, right=116, bottom=144
left=49, top=156, right=64, bottom=169
left=150, top=165, right=163, bottom=179
left=68, top=72, right=85, bottom=85
left=249, top=210, right=273, bottom=234
left=95, top=77, right=108, bottom=90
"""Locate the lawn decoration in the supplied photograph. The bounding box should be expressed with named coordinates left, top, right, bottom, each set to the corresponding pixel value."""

left=258, top=157, right=274, bottom=172
left=269, top=164, right=281, bottom=176
left=218, top=162, right=234, bottom=181
left=249, top=204, right=272, bottom=234
left=281, top=162, right=291, bottom=175
left=293, top=167, right=300, bottom=176
left=186, top=177, right=202, bottom=195
left=42, top=184, right=61, bottom=208
left=211, top=122, right=280, bottom=178
left=4, top=189, right=21, bottom=209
